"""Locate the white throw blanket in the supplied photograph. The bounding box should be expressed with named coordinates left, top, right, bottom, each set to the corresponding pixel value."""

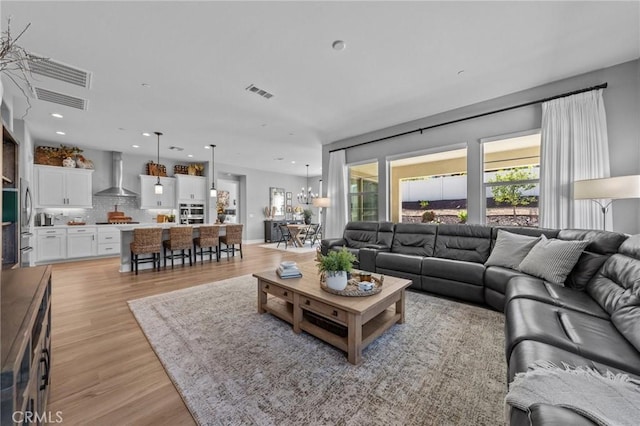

left=505, top=361, right=640, bottom=426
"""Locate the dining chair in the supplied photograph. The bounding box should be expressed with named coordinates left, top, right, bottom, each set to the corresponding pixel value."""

left=277, top=223, right=293, bottom=248
left=130, top=227, right=163, bottom=275
left=163, top=226, right=193, bottom=268
left=193, top=225, right=220, bottom=263
left=304, top=223, right=321, bottom=246
left=220, top=224, right=243, bottom=260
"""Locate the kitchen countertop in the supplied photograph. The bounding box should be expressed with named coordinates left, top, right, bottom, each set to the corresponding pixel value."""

left=35, top=223, right=227, bottom=230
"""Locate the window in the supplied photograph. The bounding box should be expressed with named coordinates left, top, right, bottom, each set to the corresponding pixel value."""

left=483, top=132, right=540, bottom=227
left=348, top=162, right=378, bottom=221
left=390, top=148, right=467, bottom=224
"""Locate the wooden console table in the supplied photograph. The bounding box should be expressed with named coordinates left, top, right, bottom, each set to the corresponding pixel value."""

left=254, top=263, right=411, bottom=365
left=1, top=265, right=53, bottom=425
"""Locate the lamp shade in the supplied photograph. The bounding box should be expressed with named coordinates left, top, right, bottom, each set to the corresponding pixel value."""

left=312, top=197, right=330, bottom=208
left=574, top=175, right=640, bottom=200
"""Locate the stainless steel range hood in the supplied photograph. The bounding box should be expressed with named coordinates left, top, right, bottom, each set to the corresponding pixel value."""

left=94, top=152, right=138, bottom=197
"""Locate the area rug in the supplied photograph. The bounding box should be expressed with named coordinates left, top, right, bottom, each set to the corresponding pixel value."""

left=259, top=242, right=319, bottom=254
left=128, top=275, right=506, bottom=425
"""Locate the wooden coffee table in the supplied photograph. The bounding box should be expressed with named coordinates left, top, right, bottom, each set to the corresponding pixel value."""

left=253, top=263, right=412, bottom=365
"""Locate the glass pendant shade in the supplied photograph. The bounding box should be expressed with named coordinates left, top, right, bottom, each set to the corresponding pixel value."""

left=154, top=132, right=163, bottom=195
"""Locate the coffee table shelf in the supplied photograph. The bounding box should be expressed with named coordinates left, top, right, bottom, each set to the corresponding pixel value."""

left=263, top=297, right=293, bottom=324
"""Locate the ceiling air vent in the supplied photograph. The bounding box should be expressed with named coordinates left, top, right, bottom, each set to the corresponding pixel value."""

left=245, top=84, right=274, bottom=99
left=169, top=146, right=184, bottom=151
left=33, top=87, right=88, bottom=110
left=28, top=57, right=92, bottom=88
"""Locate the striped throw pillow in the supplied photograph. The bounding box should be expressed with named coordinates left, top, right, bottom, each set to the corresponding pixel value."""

left=518, top=235, right=589, bottom=285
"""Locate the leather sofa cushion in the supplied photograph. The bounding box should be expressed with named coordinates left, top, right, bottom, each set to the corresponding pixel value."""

left=504, top=276, right=609, bottom=319
left=612, top=304, right=640, bottom=354
left=434, top=224, right=492, bottom=263
left=508, top=340, right=638, bottom=383
left=505, top=298, right=640, bottom=376
left=484, top=266, right=528, bottom=294
left=376, top=252, right=423, bottom=275
left=524, top=404, right=598, bottom=426
left=587, top=243, right=640, bottom=317
left=344, top=224, right=379, bottom=248
left=376, top=267, right=421, bottom=290
left=329, top=246, right=361, bottom=263
left=391, top=223, right=437, bottom=256
left=422, top=257, right=485, bottom=286
left=377, top=221, right=395, bottom=247
left=557, top=229, right=628, bottom=255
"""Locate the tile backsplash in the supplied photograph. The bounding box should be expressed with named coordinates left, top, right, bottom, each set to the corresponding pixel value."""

left=36, top=196, right=176, bottom=225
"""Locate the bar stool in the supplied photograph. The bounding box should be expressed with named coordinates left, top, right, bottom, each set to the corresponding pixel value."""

left=163, top=226, right=193, bottom=268
left=130, top=227, right=163, bottom=275
left=193, top=225, right=220, bottom=263
left=219, top=224, right=243, bottom=261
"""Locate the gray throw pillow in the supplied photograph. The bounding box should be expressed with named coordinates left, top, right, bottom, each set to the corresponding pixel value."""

left=518, top=235, right=590, bottom=285
left=485, top=230, right=540, bottom=270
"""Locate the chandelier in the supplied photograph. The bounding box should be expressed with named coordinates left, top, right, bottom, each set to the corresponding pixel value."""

left=297, top=164, right=318, bottom=204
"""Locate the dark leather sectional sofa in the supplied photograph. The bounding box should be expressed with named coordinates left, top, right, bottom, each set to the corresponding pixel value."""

left=322, top=221, right=640, bottom=425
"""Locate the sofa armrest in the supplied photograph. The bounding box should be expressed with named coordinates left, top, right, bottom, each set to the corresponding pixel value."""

left=321, top=238, right=346, bottom=255
left=358, top=247, right=388, bottom=272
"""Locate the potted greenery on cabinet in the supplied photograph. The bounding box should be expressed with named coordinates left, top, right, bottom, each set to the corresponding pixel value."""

left=318, top=248, right=356, bottom=290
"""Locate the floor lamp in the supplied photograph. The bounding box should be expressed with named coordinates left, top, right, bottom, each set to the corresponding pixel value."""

left=573, top=175, right=640, bottom=230
left=312, top=197, right=331, bottom=226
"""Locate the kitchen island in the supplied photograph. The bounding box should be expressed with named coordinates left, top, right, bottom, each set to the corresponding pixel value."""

left=119, top=224, right=228, bottom=272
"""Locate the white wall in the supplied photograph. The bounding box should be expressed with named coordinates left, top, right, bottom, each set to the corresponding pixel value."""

left=323, top=60, right=640, bottom=234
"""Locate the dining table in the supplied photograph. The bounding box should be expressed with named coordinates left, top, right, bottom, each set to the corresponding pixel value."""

left=286, top=224, right=310, bottom=247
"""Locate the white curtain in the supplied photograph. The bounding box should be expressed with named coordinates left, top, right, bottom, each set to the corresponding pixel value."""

left=325, top=150, right=348, bottom=239
left=539, top=89, right=611, bottom=230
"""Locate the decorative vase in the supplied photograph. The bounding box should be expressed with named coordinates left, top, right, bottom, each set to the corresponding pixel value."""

left=304, top=217, right=311, bottom=225
left=325, top=271, right=348, bottom=291
left=62, top=157, right=76, bottom=168
left=217, top=213, right=226, bottom=224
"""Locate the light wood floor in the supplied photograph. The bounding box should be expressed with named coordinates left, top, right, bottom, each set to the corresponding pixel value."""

left=47, top=244, right=316, bottom=425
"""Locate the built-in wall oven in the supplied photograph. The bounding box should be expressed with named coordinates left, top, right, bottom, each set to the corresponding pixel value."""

left=20, top=178, right=34, bottom=267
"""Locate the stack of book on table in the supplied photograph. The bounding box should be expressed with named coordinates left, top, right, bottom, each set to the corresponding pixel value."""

left=277, top=261, right=302, bottom=279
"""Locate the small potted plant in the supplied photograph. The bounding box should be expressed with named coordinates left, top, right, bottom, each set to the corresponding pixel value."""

left=302, top=208, right=313, bottom=225
left=318, top=248, right=356, bottom=290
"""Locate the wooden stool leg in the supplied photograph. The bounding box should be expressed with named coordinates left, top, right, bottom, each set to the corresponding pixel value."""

left=240, top=243, right=243, bottom=259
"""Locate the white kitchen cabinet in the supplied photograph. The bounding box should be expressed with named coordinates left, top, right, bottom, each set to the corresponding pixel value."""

left=176, top=174, right=206, bottom=204
left=36, top=228, right=67, bottom=262
left=139, top=175, right=176, bottom=209
left=98, top=227, right=121, bottom=255
left=67, top=226, right=97, bottom=258
left=35, top=165, right=94, bottom=208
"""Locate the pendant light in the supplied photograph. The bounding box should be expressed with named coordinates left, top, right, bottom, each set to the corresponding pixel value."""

left=154, top=132, right=163, bottom=195
left=297, top=164, right=317, bottom=204
left=209, top=144, right=217, bottom=197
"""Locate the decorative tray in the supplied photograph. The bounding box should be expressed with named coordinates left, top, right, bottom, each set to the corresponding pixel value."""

left=67, top=222, right=86, bottom=226
left=320, top=273, right=384, bottom=297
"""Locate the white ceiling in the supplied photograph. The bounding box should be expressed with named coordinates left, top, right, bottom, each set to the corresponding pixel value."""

left=2, top=1, right=638, bottom=177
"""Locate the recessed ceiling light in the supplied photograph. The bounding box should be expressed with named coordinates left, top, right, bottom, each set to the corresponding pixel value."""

left=274, top=157, right=284, bottom=161
left=56, top=131, right=66, bottom=135
left=332, top=40, right=346, bottom=51
left=141, top=83, right=151, bottom=88
left=187, top=154, right=193, bottom=158
left=132, top=145, right=140, bottom=148
left=142, top=132, right=151, bottom=137
left=51, top=113, right=63, bottom=118
left=457, top=70, right=465, bottom=75
left=291, top=160, right=296, bottom=164
left=204, top=145, right=211, bottom=149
